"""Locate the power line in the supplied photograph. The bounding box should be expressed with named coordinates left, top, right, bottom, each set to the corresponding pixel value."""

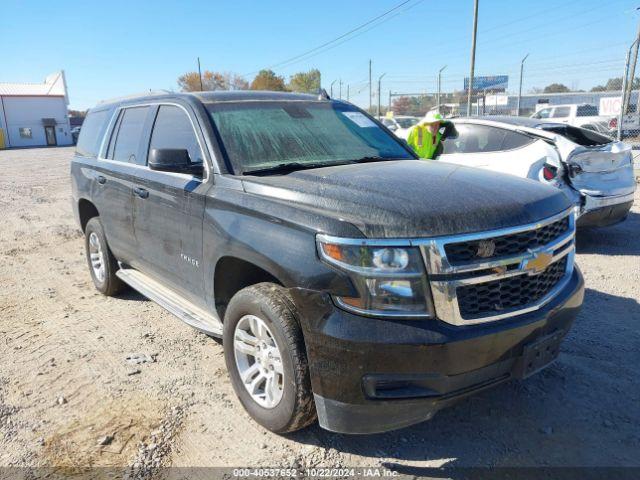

left=276, top=0, right=426, bottom=74
left=243, top=0, right=414, bottom=76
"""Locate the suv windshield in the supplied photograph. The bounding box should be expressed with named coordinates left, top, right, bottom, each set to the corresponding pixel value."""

left=207, top=101, right=414, bottom=174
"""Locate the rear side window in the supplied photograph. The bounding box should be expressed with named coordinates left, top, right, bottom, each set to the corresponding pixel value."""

left=442, top=124, right=531, bottom=154
left=577, top=105, right=598, bottom=116
left=148, top=105, right=202, bottom=165
left=75, top=109, right=110, bottom=157
left=552, top=107, right=570, bottom=118
left=109, top=107, right=149, bottom=163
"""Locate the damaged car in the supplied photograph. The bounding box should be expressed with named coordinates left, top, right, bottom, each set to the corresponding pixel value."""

left=437, top=117, right=636, bottom=227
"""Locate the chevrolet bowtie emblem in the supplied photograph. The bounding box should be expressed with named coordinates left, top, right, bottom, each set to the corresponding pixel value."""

left=476, top=239, right=496, bottom=258
left=522, top=251, right=553, bottom=275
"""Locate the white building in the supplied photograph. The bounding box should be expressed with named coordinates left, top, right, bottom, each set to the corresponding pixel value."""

left=0, top=71, right=73, bottom=148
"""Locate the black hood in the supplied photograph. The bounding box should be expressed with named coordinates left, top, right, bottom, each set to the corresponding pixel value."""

left=241, top=160, right=571, bottom=238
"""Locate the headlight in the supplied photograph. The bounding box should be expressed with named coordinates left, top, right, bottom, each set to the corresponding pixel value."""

left=317, top=235, right=433, bottom=318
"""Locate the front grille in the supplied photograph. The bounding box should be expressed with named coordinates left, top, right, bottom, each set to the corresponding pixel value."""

left=445, top=216, right=570, bottom=265
left=457, top=257, right=568, bottom=319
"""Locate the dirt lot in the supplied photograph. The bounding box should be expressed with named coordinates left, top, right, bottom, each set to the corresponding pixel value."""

left=1, top=147, right=639, bottom=475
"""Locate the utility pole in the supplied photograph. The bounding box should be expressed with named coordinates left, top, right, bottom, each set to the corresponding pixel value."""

left=623, top=10, right=640, bottom=114
left=619, top=39, right=638, bottom=140
left=347, top=84, right=350, bottom=102
left=369, top=59, right=373, bottom=113
left=388, top=91, right=392, bottom=113
left=197, top=57, right=203, bottom=91
left=339, top=79, right=342, bottom=99
left=467, top=0, right=479, bottom=116
left=517, top=53, right=529, bottom=116
left=437, top=65, right=447, bottom=113
left=377, top=73, right=387, bottom=118
left=330, top=79, right=337, bottom=98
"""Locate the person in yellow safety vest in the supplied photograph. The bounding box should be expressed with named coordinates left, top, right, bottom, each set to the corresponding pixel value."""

left=406, top=111, right=448, bottom=159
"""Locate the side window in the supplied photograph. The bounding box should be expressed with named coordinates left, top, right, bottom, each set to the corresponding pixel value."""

left=552, top=106, right=570, bottom=118
left=76, top=109, right=110, bottom=157
left=109, top=106, right=149, bottom=163
left=500, top=131, right=534, bottom=150
left=535, top=108, right=551, bottom=119
left=441, top=124, right=508, bottom=154
left=148, top=105, right=203, bottom=165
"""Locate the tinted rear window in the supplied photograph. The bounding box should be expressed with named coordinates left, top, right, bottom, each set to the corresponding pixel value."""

left=577, top=105, right=599, bottom=116
left=442, top=124, right=532, bottom=154
left=75, top=109, right=110, bottom=157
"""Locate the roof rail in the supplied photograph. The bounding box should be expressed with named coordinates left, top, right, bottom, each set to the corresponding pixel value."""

left=98, top=89, right=173, bottom=104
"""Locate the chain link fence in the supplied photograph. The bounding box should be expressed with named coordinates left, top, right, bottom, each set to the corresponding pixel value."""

left=386, top=89, right=640, bottom=175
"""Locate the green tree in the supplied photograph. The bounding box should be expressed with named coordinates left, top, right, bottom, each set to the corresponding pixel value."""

left=591, top=77, right=640, bottom=92
left=543, top=83, right=571, bottom=94
left=250, top=70, right=287, bottom=91
left=177, top=70, right=248, bottom=92
left=288, top=69, right=321, bottom=93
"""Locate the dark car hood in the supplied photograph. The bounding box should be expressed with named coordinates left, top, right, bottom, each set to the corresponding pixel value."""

left=241, top=160, right=571, bottom=238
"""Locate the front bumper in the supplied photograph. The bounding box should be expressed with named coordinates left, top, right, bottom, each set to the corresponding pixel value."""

left=293, top=266, right=584, bottom=434
left=577, top=192, right=635, bottom=227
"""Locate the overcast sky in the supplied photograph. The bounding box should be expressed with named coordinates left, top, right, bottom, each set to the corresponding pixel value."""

left=2, top=0, right=638, bottom=110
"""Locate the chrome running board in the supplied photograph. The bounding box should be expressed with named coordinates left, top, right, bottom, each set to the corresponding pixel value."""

left=116, top=267, right=223, bottom=337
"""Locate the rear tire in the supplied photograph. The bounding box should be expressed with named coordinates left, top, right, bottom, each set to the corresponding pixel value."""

left=223, top=283, right=316, bottom=433
left=84, top=217, right=125, bottom=296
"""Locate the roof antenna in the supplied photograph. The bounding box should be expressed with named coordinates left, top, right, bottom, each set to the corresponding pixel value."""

left=318, top=88, right=330, bottom=101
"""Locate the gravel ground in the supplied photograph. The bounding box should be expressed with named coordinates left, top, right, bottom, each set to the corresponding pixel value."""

left=0, top=147, right=639, bottom=475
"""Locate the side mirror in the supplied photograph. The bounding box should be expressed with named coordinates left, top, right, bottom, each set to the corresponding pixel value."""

left=149, top=148, right=202, bottom=175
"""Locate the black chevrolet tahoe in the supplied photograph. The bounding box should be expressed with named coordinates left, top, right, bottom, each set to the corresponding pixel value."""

left=71, top=91, right=584, bottom=434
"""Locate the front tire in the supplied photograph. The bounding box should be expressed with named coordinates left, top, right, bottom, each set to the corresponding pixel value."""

left=84, top=217, right=125, bottom=296
left=223, top=283, right=316, bottom=433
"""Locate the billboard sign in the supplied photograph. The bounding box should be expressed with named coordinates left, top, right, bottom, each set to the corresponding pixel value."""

left=599, top=96, right=622, bottom=116
left=464, top=75, right=509, bottom=92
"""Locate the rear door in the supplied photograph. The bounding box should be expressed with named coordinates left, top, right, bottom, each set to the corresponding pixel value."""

left=131, top=104, right=208, bottom=305
left=437, top=123, right=554, bottom=179
left=551, top=106, right=571, bottom=123
left=92, top=106, right=152, bottom=263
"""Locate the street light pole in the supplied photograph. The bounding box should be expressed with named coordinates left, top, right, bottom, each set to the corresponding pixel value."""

left=339, top=79, right=342, bottom=99
left=197, top=57, right=203, bottom=91
left=467, top=0, right=479, bottom=116
left=330, top=79, right=337, bottom=98
left=623, top=9, right=640, bottom=114
left=437, top=65, right=447, bottom=113
left=619, top=39, right=639, bottom=140
left=517, top=53, right=529, bottom=116
left=377, top=73, right=387, bottom=118
left=369, top=59, right=373, bottom=113
left=347, top=84, right=350, bottom=102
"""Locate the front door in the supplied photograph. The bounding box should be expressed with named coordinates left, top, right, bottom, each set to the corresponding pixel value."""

left=132, top=104, right=207, bottom=306
left=44, top=126, right=57, bottom=146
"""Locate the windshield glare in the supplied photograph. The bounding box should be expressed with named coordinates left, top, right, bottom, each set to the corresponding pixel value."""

left=207, top=101, right=413, bottom=174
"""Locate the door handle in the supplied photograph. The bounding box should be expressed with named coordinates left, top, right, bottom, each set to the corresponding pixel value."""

left=96, top=175, right=106, bottom=185
left=134, top=187, right=149, bottom=199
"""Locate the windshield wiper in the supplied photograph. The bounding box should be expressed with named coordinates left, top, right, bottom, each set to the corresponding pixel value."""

left=243, top=157, right=402, bottom=175
left=346, top=156, right=396, bottom=164
left=243, top=162, right=333, bottom=175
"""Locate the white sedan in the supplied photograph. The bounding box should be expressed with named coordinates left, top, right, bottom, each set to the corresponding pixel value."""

left=436, top=117, right=636, bottom=227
